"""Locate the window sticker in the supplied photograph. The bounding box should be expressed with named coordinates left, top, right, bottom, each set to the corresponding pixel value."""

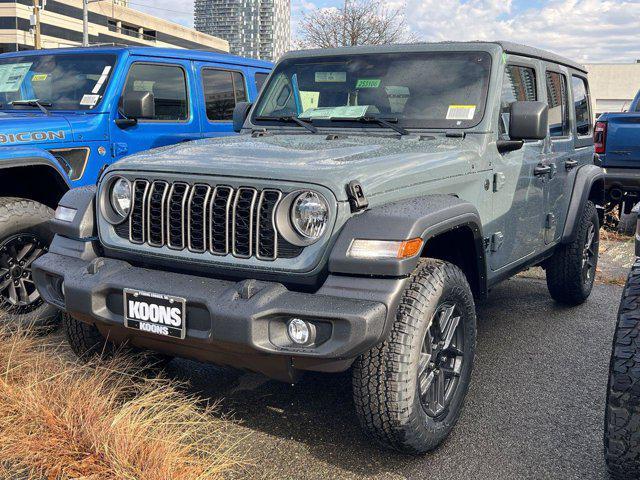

left=385, top=85, right=410, bottom=96
left=0, top=63, right=33, bottom=93
left=315, top=72, right=346, bottom=83
left=446, top=104, right=477, bottom=120
left=300, top=105, right=369, bottom=119
left=133, top=80, right=154, bottom=92
left=356, top=79, right=381, bottom=89
left=91, top=65, right=112, bottom=94
left=31, top=74, right=48, bottom=82
left=80, top=94, right=100, bottom=107
left=299, top=91, right=319, bottom=112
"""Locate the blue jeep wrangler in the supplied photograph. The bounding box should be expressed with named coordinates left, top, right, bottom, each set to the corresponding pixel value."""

left=0, top=46, right=271, bottom=325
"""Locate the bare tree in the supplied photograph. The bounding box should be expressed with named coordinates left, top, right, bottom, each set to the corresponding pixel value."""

left=296, top=0, right=416, bottom=49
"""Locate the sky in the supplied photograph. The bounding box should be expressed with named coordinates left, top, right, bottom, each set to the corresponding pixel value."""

left=130, top=0, right=640, bottom=63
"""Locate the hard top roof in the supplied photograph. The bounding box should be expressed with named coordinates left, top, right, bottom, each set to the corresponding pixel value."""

left=282, top=41, right=587, bottom=73
left=0, top=46, right=273, bottom=69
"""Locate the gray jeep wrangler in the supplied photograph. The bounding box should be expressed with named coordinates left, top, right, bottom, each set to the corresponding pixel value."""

left=33, top=41, right=603, bottom=453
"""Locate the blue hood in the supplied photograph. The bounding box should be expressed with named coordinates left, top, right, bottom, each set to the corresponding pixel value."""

left=0, top=112, right=73, bottom=146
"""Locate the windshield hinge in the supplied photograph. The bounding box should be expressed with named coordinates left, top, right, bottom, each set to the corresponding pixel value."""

left=251, top=129, right=271, bottom=138
left=445, top=131, right=465, bottom=138
left=346, top=180, right=369, bottom=213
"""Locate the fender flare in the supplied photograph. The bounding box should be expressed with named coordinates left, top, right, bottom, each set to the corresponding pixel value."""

left=0, top=147, right=70, bottom=187
left=561, top=164, right=604, bottom=243
left=328, top=194, right=486, bottom=290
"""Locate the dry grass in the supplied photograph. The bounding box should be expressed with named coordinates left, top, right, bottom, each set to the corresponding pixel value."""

left=0, top=323, right=243, bottom=480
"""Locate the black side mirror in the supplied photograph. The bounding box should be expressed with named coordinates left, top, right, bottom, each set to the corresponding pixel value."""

left=116, top=91, right=155, bottom=128
left=233, top=102, right=253, bottom=133
left=509, top=101, right=548, bottom=140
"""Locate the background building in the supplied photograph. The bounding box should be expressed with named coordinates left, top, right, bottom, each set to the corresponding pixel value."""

left=194, top=0, right=290, bottom=60
left=585, top=62, right=640, bottom=117
left=0, top=0, right=228, bottom=53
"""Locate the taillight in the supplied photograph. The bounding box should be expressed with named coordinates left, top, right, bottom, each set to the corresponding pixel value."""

left=594, top=121, right=607, bottom=154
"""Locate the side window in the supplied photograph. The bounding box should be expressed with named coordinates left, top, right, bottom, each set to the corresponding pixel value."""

left=572, top=76, right=591, bottom=136
left=123, top=63, right=188, bottom=121
left=545, top=71, right=570, bottom=137
left=500, top=65, right=537, bottom=139
left=202, top=69, right=247, bottom=121
left=255, top=72, right=269, bottom=92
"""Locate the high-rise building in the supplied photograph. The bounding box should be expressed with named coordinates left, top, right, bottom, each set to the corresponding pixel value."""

left=195, top=0, right=290, bottom=61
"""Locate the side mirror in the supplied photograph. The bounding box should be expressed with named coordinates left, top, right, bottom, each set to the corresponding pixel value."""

left=116, top=91, right=155, bottom=128
left=233, top=102, right=253, bottom=133
left=509, top=101, right=548, bottom=140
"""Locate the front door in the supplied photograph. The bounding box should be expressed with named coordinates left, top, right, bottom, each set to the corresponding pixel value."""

left=109, top=60, right=200, bottom=160
left=490, top=59, right=546, bottom=270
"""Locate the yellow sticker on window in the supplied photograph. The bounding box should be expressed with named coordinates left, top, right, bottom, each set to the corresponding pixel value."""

left=299, top=91, right=319, bottom=112
left=446, top=105, right=476, bottom=120
left=31, top=74, right=48, bottom=82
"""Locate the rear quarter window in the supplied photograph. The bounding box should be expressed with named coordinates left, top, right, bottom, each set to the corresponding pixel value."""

left=571, top=76, right=591, bottom=136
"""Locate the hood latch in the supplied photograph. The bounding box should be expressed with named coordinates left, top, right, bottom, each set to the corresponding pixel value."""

left=346, top=180, right=369, bottom=213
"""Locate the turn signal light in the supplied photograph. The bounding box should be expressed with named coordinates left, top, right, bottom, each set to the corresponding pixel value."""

left=347, top=238, right=424, bottom=259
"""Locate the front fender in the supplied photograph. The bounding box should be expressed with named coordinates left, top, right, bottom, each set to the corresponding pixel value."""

left=561, top=164, right=604, bottom=243
left=0, top=146, right=70, bottom=186
left=329, top=194, right=485, bottom=278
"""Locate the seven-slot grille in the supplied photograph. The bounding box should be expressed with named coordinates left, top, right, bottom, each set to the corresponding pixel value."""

left=123, top=179, right=287, bottom=261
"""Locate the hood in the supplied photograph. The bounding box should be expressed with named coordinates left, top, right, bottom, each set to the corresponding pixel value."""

left=0, top=112, right=72, bottom=146
left=111, top=133, right=482, bottom=202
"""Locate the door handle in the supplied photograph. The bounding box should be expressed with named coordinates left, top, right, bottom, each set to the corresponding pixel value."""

left=534, top=164, right=552, bottom=176
left=565, top=159, right=579, bottom=170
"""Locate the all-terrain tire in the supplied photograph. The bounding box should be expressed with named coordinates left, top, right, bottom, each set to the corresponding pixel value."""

left=605, top=260, right=640, bottom=479
left=617, top=211, right=637, bottom=237
left=546, top=200, right=599, bottom=305
left=64, top=313, right=173, bottom=368
left=0, top=197, right=58, bottom=329
left=352, top=258, right=477, bottom=454
left=63, top=313, right=114, bottom=359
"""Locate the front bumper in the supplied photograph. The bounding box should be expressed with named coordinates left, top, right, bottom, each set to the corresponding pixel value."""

left=33, top=242, right=404, bottom=381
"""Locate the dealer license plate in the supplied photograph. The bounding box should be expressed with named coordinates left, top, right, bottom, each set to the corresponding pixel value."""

left=123, top=289, right=186, bottom=339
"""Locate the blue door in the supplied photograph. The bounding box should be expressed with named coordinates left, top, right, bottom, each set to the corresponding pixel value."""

left=196, top=62, right=252, bottom=139
left=109, top=59, right=201, bottom=159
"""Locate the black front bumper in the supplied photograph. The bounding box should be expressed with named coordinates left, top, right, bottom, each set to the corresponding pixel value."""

left=33, top=245, right=404, bottom=381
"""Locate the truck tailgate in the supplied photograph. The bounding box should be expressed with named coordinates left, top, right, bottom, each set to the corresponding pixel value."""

left=604, top=114, right=640, bottom=168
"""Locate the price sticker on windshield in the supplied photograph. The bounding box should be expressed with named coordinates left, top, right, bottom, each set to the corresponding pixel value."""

left=446, top=105, right=477, bottom=120
left=356, top=79, right=381, bottom=89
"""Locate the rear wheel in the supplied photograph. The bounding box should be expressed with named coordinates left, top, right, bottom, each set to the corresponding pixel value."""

left=0, top=197, right=58, bottom=329
left=352, top=258, right=476, bottom=454
left=546, top=200, right=599, bottom=305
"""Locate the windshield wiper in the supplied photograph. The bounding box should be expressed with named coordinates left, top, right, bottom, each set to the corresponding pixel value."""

left=255, top=115, right=318, bottom=134
left=10, top=100, right=52, bottom=115
left=329, top=116, right=409, bottom=136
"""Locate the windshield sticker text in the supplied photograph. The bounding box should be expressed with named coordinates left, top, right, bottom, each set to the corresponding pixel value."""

left=315, top=72, right=346, bottom=83
left=0, top=130, right=65, bottom=144
left=80, top=94, right=100, bottom=107
left=0, top=63, right=33, bottom=93
left=356, top=79, right=381, bottom=89
left=31, top=74, right=48, bottom=82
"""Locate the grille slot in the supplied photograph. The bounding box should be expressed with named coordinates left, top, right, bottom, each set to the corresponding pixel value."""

left=232, top=188, right=258, bottom=258
left=130, top=180, right=149, bottom=244
left=122, top=180, right=294, bottom=261
left=187, top=184, right=211, bottom=253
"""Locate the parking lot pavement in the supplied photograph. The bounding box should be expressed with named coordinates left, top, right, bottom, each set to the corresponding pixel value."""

left=168, top=277, right=622, bottom=480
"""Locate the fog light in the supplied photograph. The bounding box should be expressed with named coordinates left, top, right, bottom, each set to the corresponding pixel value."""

left=287, top=318, right=310, bottom=345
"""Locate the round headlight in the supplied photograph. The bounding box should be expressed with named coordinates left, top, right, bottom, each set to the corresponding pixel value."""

left=290, top=191, right=329, bottom=239
left=110, top=177, right=132, bottom=218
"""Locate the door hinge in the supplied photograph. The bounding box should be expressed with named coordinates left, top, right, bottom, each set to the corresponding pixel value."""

left=111, top=142, right=128, bottom=157
left=490, top=232, right=504, bottom=252
left=493, top=172, right=506, bottom=192
left=346, top=180, right=369, bottom=212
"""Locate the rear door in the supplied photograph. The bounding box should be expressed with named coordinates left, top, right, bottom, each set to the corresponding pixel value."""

left=540, top=67, right=573, bottom=243
left=197, top=63, right=249, bottom=138
left=109, top=59, right=200, bottom=159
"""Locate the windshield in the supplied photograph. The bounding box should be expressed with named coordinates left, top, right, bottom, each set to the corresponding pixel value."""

left=253, top=51, right=492, bottom=130
left=0, top=54, right=116, bottom=111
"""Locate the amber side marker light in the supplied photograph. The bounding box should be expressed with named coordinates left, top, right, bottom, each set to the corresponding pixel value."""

left=347, top=238, right=424, bottom=259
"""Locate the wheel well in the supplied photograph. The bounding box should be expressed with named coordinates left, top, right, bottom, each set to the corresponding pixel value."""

left=0, top=165, right=68, bottom=208
left=589, top=177, right=605, bottom=206
left=421, top=226, right=483, bottom=297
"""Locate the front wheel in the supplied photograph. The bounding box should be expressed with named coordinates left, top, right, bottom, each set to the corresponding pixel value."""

left=352, top=258, right=477, bottom=454
left=0, top=197, right=58, bottom=329
left=546, top=200, right=599, bottom=305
